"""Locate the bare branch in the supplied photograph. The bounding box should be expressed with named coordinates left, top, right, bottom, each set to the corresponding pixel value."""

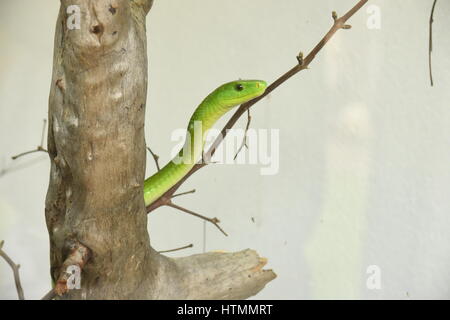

left=11, top=119, right=48, bottom=160
left=11, top=146, right=47, bottom=160
left=146, top=0, right=369, bottom=212
left=158, top=243, right=193, bottom=254
left=233, top=109, right=252, bottom=160
left=171, top=189, right=196, bottom=199
left=174, top=249, right=275, bottom=299
left=146, top=146, right=161, bottom=171
left=429, top=0, right=438, bottom=86
left=166, top=202, right=228, bottom=236
left=0, top=240, right=25, bottom=300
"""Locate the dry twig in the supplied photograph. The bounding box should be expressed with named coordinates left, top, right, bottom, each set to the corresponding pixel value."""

left=166, top=202, right=228, bottom=236
left=158, top=243, right=193, bottom=254
left=0, top=240, right=25, bottom=300
left=146, top=146, right=161, bottom=171
left=11, top=119, right=48, bottom=160
left=233, top=109, right=252, bottom=160
left=171, top=189, right=196, bottom=199
left=429, top=0, right=438, bottom=86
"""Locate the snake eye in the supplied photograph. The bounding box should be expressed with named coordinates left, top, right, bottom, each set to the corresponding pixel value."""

left=235, top=84, right=244, bottom=91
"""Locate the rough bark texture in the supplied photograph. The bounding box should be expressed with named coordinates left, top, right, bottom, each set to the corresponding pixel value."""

left=45, top=0, right=275, bottom=299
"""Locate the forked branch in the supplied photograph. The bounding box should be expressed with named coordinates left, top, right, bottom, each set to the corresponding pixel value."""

left=167, top=202, right=228, bottom=236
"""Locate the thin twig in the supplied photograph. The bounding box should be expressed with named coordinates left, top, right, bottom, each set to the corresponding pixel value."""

left=11, top=119, right=48, bottom=160
left=233, top=109, right=252, bottom=160
left=146, top=146, right=161, bottom=171
left=166, top=202, right=228, bottom=236
left=171, top=189, right=196, bottom=199
left=146, top=0, right=368, bottom=213
left=11, top=146, right=47, bottom=160
left=158, top=243, right=193, bottom=254
left=429, top=0, right=438, bottom=86
left=0, top=240, right=25, bottom=300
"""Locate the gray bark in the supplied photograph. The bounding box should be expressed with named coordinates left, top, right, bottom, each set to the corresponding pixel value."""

left=45, top=0, right=275, bottom=299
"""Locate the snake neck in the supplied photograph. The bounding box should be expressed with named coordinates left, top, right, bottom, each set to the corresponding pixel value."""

left=143, top=96, right=228, bottom=206
left=178, top=96, right=226, bottom=165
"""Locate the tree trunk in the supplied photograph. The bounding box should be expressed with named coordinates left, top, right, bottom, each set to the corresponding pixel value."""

left=45, top=0, right=275, bottom=299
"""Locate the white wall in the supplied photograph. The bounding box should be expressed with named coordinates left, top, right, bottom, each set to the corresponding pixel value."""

left=0, top=0, right=449, bottom=299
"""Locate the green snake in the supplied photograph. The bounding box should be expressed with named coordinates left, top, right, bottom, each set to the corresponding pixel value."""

left=143, top=80, right=267, bottom=206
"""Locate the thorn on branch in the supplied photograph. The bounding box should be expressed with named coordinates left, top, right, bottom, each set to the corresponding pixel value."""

left=234, top=109, right=252, bottom=160
left=0, top=240, right=25, bottom=300
left=146, top=146, right=161, bottom=171
left=158, top=243, right=193, bottom=254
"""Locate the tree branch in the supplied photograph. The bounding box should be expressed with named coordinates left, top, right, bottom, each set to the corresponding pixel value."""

left=0, top=241, right=25, bottom=300
left=429, top=0, right=438, bottom=86
left=173, top=249, right=275, bottom=299
left=171, top=189, right=196, bottom=199
left=166, top=202, right=228, bottom=236
left=42, top=0, right=367, bottom=300
left=146, top=146, right=161, bottom=171
left=233, top=109, right=252, bottom=160
left=11, top=119, right=48, bottom=160
left=146, top=0, right=369, bottom=213
left=158, top=243, right=193, bottom=254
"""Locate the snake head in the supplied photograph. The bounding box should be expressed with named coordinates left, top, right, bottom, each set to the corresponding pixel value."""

left=215, top=80, right=267, bottom=107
